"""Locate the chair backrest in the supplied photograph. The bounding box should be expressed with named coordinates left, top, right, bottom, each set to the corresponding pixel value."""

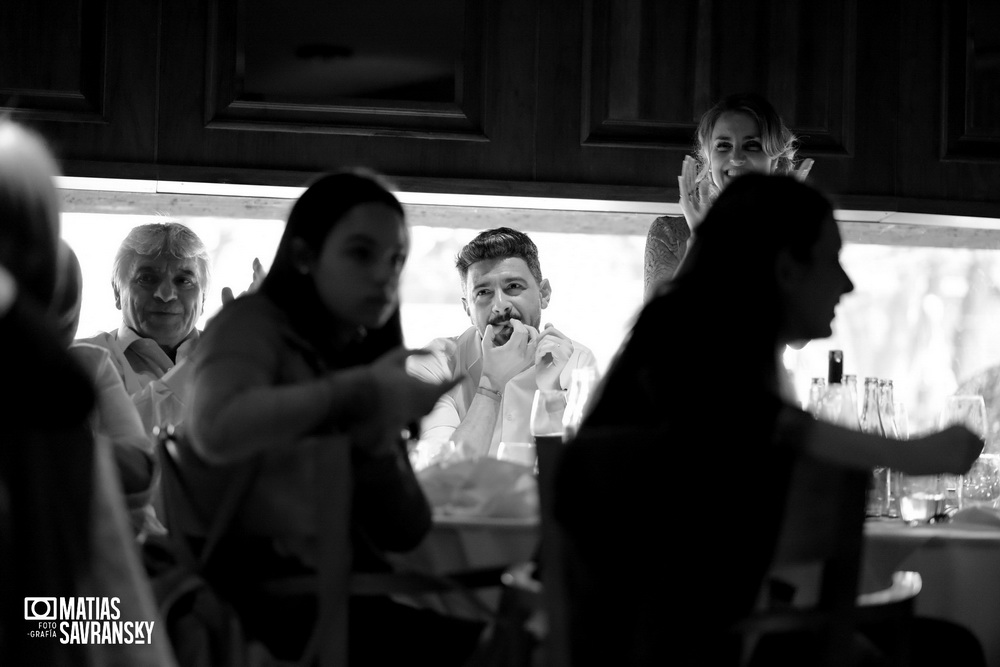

left=542, top=427, right=677, bottom=667
left=154, top=428, right=352, bottom=667
left=735, top=454, right=870, bottom=667
left=533, top=433, right=571, bottom=667
left=544, top=426, right=872, bottom=667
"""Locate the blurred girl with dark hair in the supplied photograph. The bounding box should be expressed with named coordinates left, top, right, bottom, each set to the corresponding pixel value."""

left=182, top=169, right=484, bottom=665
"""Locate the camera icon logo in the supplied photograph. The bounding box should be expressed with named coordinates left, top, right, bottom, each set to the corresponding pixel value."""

left=24, top=598, right=57, bottom=621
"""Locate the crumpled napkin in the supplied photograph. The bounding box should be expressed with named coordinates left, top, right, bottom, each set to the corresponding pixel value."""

left=417, top=457, right=539, bottom=518
left=951, top=505, right=1000, bottom=527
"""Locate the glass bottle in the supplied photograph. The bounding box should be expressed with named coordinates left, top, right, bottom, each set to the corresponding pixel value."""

left=878, top=379, right=901, bottom=518
left=820, top=350, right=860, bottom=429
left=844, top=374, right=859, bottom=421
left=562, top=367, right=598, bottom=441
left=806, top=377, right=827, bottom=417
left=860, top=377, right=888, bottom=517
left=877, top=379, right=899, bottom=439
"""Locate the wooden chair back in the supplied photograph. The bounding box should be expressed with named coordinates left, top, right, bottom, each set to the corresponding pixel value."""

left=533, top=433, right=571, bottom=667
left=541, top=427, right=874, bottom=667
left=541, top=427, right=676, bottom=667
left=156, top=429, right=352, bottom=667
left=735, top=454, right=870, bottom=667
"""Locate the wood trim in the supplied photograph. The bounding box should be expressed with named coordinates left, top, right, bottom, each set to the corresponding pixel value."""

left=57, top=185, right=1000, bottom=249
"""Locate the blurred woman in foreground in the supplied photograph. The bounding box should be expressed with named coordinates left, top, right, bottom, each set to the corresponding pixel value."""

left=558, top=173, right=984, bottom=666
left=182, top=169, right=484, bottom=665
left=0, top=119, right=175, bottom=667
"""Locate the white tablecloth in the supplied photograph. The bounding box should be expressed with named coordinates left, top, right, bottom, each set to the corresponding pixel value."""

left=388, top=513, right=539, bottom=618
left=863, top=518, right=1000, bottom=667
left=396, top=514, right=539, bottom=574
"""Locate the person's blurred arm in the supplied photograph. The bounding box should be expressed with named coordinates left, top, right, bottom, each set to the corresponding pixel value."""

left=406, top=337, right=469, bottom=448
left=188, top=346, right=368, bottom=465
left=783, top=407, right=984, bottom=475
left=643, top=216, right=691, bottom=303
left=189, top=304, right=459, bottom=466
left=71, top=344, right=158, bottom=513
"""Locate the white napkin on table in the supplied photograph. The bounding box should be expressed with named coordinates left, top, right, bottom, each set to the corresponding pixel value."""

left=417, top=457, right=539, bottom=519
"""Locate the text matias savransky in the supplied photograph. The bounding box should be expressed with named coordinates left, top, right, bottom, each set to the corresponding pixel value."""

left=24, top=596, right=156, bottom=644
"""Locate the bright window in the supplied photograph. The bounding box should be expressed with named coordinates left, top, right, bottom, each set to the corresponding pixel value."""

left=62, top=211, right=1000, bottom=444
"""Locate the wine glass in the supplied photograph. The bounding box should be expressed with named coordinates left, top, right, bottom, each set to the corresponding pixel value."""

left=939, top=394, right=990, bottom=510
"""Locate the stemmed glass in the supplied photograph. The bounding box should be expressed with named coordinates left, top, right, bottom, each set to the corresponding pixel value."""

left=939, top=395, right=996, bottom=510
left=894, top=401, right=945, bottom=523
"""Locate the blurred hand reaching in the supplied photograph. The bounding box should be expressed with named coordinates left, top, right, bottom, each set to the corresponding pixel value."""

left=905, top=425, right=984, bottom=475
left=221, top=257, right=266, bottom=304
left=791, top=158, right=815, bottom=182
left=351, top=346, right=463, bottom=455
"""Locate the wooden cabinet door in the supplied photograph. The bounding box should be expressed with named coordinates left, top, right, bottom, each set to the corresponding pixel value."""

left=534, top=0, right=896, bottom=205
left=156, top=0, right=538, bottom=188
left=896, top=0, right=1000, bottom=218
left=0, top=0, right=159, bottom=178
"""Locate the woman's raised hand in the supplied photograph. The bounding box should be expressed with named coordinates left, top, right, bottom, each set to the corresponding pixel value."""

left=221, top=257, right=267, bottom=304
left=790, top=158, right=815, bottom=182
left=677, top=155, right=717, bottom=231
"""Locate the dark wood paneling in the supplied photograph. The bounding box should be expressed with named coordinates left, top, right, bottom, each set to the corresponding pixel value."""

left=0, top=0, right=104, bottom=117
left=942, top=0, right=1000, bottom=160
left=7, top=0, right=1000, bottom=219
left=156, top=0, right=537, bottom=184
left=0, top=0, right=158, bottom=175
left=534, top=0, right=893, bottom=205
left=896, top=0, right=1000, bottom=216
left=205, top=0, right=486, bottom=136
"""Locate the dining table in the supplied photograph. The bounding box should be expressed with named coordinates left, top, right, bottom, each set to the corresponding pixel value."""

left=387, top=512, right=540, bottom=619
left=862, top=513, right=1000, bottom=667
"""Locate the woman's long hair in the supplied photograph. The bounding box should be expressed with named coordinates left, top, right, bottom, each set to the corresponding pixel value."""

left=585, top=174, right=834, bottom=428
left=260, top=168, right=408, bottom=365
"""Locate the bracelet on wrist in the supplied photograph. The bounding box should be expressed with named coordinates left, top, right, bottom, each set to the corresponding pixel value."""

left=476, top=385, right=502, bottom=402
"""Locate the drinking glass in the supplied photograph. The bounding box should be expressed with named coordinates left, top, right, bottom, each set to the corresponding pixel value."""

left=962, top=454, right=1000, bottom=509
left=530, top=389, right=567, bottom=441
left=530, top=389, right=567, bottom=483
left=939, top=394, right=989, bottom=510
left=889, top=401, right=909, bottom=518
left=897, top=473, right=947, bottom=523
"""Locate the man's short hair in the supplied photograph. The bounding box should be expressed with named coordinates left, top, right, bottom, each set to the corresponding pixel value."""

left=111, top=222, right=211, bottom=295
left=455, top=227, right=543, bottom=287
